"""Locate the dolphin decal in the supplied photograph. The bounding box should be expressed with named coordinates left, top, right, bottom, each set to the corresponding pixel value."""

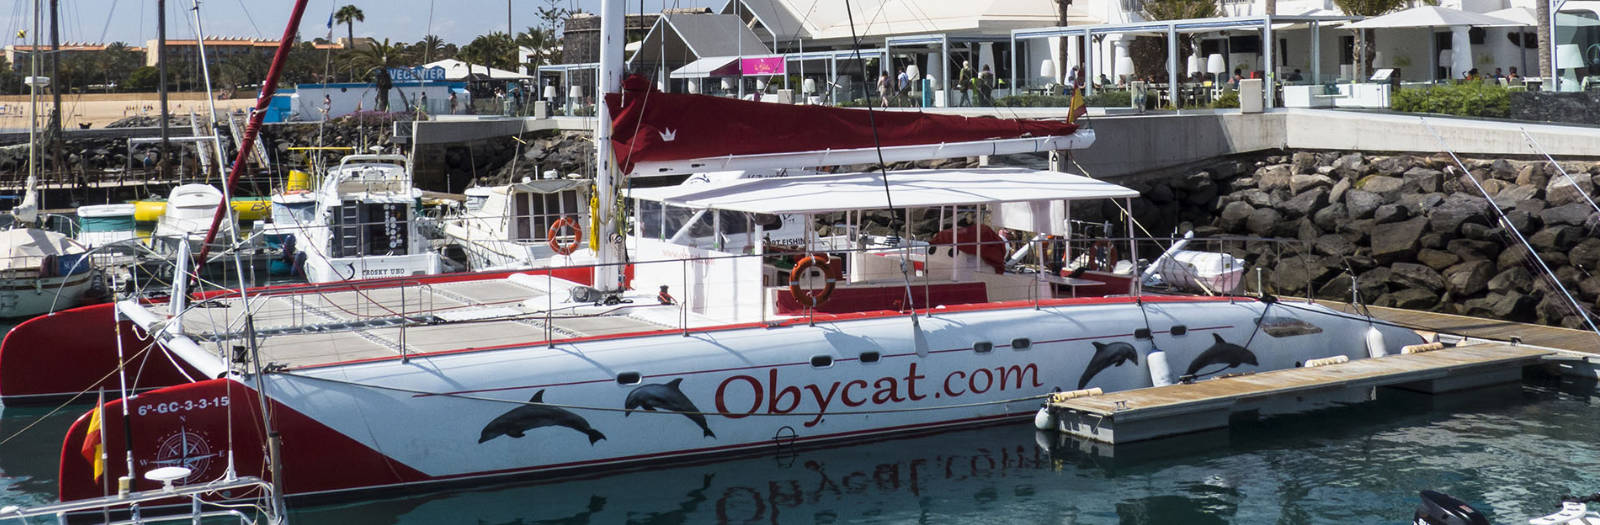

left=478, top=390, right=607, bottom=445
left=624, top=378, right=715, bottom=438
left=1182, top=333, right=1259, bottom=379
left=1077, top=341, right=1139, bottom=389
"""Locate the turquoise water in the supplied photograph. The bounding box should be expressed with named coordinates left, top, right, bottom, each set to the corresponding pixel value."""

left=1, top=344, right=1597, bottom=523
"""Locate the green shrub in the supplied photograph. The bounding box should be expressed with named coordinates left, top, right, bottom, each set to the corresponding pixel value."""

left=995, top=94, right=1072, bottom=107
left=1390, top=82, right=1509, bottom=118
left=1211, top=90, right=1239, bottom=109
left=1085, top=90, right=1131, bottom=107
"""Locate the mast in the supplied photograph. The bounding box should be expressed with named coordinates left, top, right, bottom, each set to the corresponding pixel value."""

left=189, top=0, right=228, bottom=179
left=157, top=0, right=171, bottom=180
left=18, top=0, right=40, bottom=226
left=593, top=0, right=624, bottom=292
left=47, top=0, right=61, bottom=189
left=193, top=0, right=309, bottom=262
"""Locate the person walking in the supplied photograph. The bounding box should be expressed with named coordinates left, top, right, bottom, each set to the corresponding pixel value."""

left=977, top=65, right=995, bottom=106
left=877, top=72, right=891, bottom=107
left=956, top=60, right=975, bottom=107
left=896, top=67, right=910, bottom=106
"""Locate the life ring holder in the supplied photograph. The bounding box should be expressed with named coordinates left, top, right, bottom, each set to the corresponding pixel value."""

left=548, top=216, right=582, bottom=256
left=788, top=254, right=838, bottom=309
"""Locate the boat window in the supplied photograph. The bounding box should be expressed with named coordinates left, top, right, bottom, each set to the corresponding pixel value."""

left=464, top=194, right=488, bottom=212
left=810, top=355, right=834, bottom=368
left=511, top=190, right=582, bottom=242
left=1171, top=325, right=1188, bottom=336
left=329, top=202, right=410, bottom=257
left=635, top=199, right=664, bottom=239
left=1011, top=338, right=1032, bottom=350
left=615, top=371, right=641, bottom=385
left=973, top=341, right=994, bottom=354
left=859, top=351, right=881, bottom=363
left=79, top=214, right=134, bottom=233
left=271, top=201, right=315, bottom=227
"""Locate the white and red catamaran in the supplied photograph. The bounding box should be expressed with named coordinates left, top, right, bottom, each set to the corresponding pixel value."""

left=2, top=0, right=1427, bottom=505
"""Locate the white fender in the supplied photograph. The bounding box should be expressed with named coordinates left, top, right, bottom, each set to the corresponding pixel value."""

left=1365, top=326, right=1387, bottom=358
left=1033, top=407, right=1056, bottom=431
left=1147, top=346, right=1173, bottom=387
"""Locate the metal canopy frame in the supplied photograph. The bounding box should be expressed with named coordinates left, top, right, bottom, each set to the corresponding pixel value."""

left=535, top=62, right=599, bottom=116
left=784, top=48, right=886, bottom=105
left=1009, top=14, right=1362, bottom=109
left=884, top=33, right=1012, bottom=107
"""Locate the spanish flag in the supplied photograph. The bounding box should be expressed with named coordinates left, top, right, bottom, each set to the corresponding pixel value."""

left=79, top=401, right=104, bottom=482
left=1068, top=87, right=1088, bottom=124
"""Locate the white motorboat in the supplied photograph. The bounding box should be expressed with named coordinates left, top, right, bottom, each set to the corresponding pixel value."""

left=295, top=154, right=443, bottom=283
left=442, top=178, right=594, bottom=270
left=74, top=204, right=139, bottom=248
left=151, top=184, right=235, bottom=253
left=0, top=228, right=96, bottom=318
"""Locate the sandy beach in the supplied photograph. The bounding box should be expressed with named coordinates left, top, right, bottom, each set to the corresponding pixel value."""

left=0, top=92, right=257, bottom=129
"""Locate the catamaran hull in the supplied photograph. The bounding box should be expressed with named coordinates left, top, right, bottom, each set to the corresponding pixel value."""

left=59, top=296, right=1421, bottom=501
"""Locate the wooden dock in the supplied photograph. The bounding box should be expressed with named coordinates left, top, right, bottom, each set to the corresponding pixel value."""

left=1315, top=300, right=1599, bottom=353
left=1047, top=343, right=1552, bottom=444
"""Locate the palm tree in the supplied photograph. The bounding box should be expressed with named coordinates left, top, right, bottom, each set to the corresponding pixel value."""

left=1334, top=0, right=1407, bottom=77
left=334, top=5, right=365, bottom=49
left=419, top=34, right=446, bottom=63
left=1536, top=0, right=1552, bottom=79
left=1056, top=0, right=1072, bottom=85
left=516, top=27, right=559, bottom=72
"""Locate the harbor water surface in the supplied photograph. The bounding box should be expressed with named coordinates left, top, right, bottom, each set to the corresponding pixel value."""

left=0, top=321, right=1596, bottom=524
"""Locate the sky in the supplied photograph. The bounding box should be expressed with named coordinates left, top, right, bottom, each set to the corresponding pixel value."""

left=0, top=0, right=720, bottom=47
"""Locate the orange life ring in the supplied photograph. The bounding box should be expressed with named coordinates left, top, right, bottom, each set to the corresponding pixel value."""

left=548, top=216, right=582, bottom=256
left=788, top=254, right=838, bottom=309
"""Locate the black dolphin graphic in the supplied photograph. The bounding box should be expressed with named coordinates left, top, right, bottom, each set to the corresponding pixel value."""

left=478, top=390, right=606, bottom=445
left=1183, top=333, right=1259, bottom=379
left=1077, top=341, right=1139, bottom=389
left=624, top=378, right=715, bottom=438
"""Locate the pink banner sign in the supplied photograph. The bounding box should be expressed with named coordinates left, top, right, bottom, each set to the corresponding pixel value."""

left=740, top=57, right=786, bottom=76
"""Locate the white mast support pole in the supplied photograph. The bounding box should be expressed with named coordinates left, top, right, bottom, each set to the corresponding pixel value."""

left=189, top=0, right=229, bottom=182
left=22, top=0, right=40, bottom=225
left=594, top=0, right=626, bottom=292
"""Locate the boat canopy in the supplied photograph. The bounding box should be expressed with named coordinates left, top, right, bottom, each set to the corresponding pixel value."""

left=627, top=168, right=1138, bottom=215
left=0, top=229, right=86, bottom=270
left=607, top=74, right=1087, bottom=176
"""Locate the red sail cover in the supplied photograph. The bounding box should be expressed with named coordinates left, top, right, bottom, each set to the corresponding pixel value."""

left=607, top=74, right=1078, bottom=174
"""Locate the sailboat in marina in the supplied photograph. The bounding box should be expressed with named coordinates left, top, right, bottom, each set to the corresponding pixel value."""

left=0, top=0, right=1438, bottom=508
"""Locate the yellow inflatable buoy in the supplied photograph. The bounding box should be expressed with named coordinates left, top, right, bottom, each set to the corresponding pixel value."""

left=129, top=197, right=273, bottom=222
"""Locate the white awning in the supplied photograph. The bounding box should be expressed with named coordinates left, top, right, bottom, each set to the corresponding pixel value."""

left=1344, top=6, right=1516, bottom=29
left=1483, top=7, right=1600, bottom=27
left=669, top=56, right=742, bottom=79
left=628, top=168, right=1138, bottom=215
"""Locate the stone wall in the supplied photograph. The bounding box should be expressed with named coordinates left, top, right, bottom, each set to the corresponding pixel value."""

left=1109, top=150, right=1600, bottom=329
left=1509, top=91, right=1600, bottom=126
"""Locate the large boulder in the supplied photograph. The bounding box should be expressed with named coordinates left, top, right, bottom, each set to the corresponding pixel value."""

left=1546, top=171, right=1594, bottom=207
left=1312, top=203, right=1349, bottom=231
left=1343, top=189, right=1383, bottom=219
left=1390, top=262, right=1447, bottom=293
left=1378, top=288, right=1440, bottom=310
left=1539, top=203, right=1596, bottom=227
left=1237, top=189, right=1274, bottom=208
left=1218, top=201, right=1256, bottom=232
left=1356, top=266, right=1392, bottom=300
left=1373, top=204, right=1410, bottom=224
left=1488, top=291, right=1536, bottom=321
left=1278, top=188, right=1329, bottom=219
left=1516, top=164, right=1547, bottom=187
left=1488, top=267, right=1534, bottom=295
left=1371, top=217, right=1428, bottom=263
left=1314, top=234, right=1357, bottom=257
left=1359, top=175, right=1407, bottom=200
left=1332, top=153, right=1367, bottom=177
left=1329, top=177, right=1352, bottom=204
left=1570, top=238, right=1600, bottom=270
left=1274, top=254, right=1337, bottom=293
left=1291, top=174, right=1335, bottom=194
left=1502, top=209, right=1540, bottom=235
left=1291, top=151, right=1319, bottom=174
left=1579, top=275, right=1600, bottom=301
left=1427, top=193, right=1490, bottom=235
left=1489, top=159, right=1518, bottom=181
left=1400, top=192, right=1446, bottom=214
left=1402, top=167, right=1443, bottom=193
left=1447, top=238, right=1501, bottom=261
left=1529, top=225, right=1583, bottom=251
left=1257, top=164, right=1294, bottom=192
left=1416, top=249, right=1461, bottom=271
left=1494, top=183, right=1542, bottom=207
left=1245, top=207, right=1283, bottom=236
left=1443, top=260, right=1496, bottom=297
